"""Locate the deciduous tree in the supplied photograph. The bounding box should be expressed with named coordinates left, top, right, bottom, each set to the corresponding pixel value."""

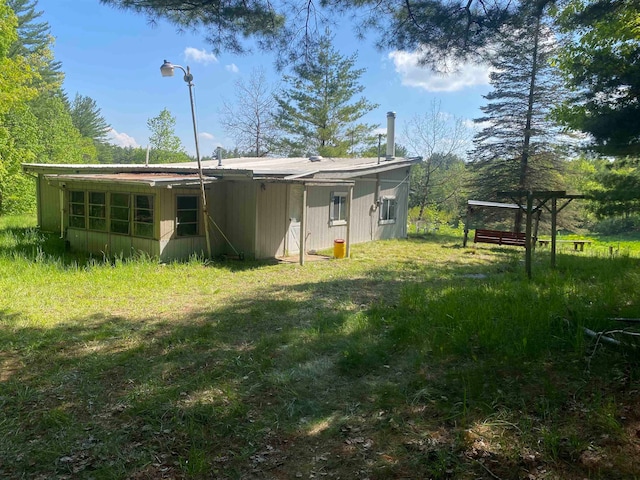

left=219, top=67, right=277, bottom=157
left=402, top=101, right=471, bottom=220
left=147, top=108, right=187, bottom=163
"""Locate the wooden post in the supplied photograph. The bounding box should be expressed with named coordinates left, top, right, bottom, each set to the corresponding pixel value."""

left=346, top=185, right=353, bottom=258
left=551, top=197, right=557, bottom=268
left=300, top=185, right=307, bottom=266
left=525, top=191, right=534, bottom=279
left=463, top=204, right=470, bottom=247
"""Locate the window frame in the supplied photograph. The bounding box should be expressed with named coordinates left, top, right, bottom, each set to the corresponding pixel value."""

left=329, top=191, right=348, bottom=226
left=68, top=190, right=86, bottom=229
left=379, top=196, right=398, bottom=225
left=109, top=192, right=131, bottom=235
left=133, top=194, right=155, bottom=238
left=176, top=195, right=200, bottom=237
left=88, top=191, right=107, bottom=232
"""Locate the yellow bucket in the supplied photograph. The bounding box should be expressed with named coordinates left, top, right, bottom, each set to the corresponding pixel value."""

left=333, top=239, right=346, bottom=259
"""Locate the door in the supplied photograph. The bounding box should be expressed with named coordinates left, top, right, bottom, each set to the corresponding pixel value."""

left=287, top=184, right=303, bottom=255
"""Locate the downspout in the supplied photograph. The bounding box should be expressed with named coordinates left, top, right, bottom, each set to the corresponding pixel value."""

left=59, top=184, right=65, bottom=239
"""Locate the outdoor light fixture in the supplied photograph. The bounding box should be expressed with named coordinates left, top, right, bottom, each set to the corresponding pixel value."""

left=160, top=59, right=211, bottom=257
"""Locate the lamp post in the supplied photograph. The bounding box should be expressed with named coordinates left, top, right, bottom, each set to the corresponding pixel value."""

left=160, top=60, right=211, bottom=257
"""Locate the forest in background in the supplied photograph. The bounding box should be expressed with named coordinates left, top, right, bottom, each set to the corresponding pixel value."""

left=1, top=0, right=639, bottom=236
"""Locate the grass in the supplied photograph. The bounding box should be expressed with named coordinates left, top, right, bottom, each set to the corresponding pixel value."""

left=1, top=216, right=640, bottom=479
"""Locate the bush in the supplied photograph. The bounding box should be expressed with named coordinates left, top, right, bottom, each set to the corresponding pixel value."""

left=592, top=215, right=640, bottom=235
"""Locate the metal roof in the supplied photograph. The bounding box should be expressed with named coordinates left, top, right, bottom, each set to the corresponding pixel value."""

left=23, top=155, right=422, bottom=180
left=43, top=173, right=215, bottom=188
left=467, top=200, right=521, bottom=210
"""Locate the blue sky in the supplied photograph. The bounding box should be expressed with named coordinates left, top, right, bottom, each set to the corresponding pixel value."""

left=40, top=0, right=492, bottom=157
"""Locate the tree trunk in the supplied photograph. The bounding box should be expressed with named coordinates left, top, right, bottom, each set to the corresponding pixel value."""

left=514, top=12, right=542, bottom=233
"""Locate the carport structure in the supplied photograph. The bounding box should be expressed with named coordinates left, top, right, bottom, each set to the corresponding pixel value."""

left=465, top=191, right=586, bottom=278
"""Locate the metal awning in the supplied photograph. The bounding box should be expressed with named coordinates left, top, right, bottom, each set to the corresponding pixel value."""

left=43, top=173, right=219, bottom=188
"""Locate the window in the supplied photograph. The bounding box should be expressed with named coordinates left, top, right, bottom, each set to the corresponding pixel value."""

left=69, top=191, right=86, bottom=228
left=379, top=197, right=397, bottom=224
left=88, top=192, right=107, bottom=231
left=110, top=193, right=130, bottom=235
left=134, top=194, right=154, bottom=238
left=330, top=192, right=348, bottom=225
left=67, top=190, right=155, bottom=238
left=177, top=196, right=199, bottom=236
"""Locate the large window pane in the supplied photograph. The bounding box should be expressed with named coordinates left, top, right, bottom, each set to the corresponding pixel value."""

left=134, top=195, right=154, bottom=238
left=69, top=191, right=86, bottom=228
left=176, top=195, right=199, bottom=237
left=88, top=192, right=106, bottom=231
left=110, top=193, right=130, bottom=235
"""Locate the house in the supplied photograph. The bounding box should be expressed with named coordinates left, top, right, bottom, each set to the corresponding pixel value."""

left=22, top=114, right=421, bottom=263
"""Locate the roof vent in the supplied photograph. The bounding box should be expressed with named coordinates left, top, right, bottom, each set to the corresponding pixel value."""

left=309, top=155, right=323, bottom=162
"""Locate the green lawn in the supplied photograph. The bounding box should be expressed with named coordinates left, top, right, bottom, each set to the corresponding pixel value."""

left=1, top=216, right=640, bottom=479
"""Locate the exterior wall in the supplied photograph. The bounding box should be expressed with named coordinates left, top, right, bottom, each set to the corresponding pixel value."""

left=305, top=185, right=340, bottom=251
left=159, top=187, right=208, bottom=261
left=37, top=176, right=63, bottom=233
left=302, top=167, right=411, bottom=253
left=376, top=167, right=410, bottom=241
left=349, top=178, right=378, bottom=244
left=215, top=181, right=257, bottom=258
left=62, top=180, right=163, bottom=258
left=255, top=182, right=287, bottom=259
left=33, top=163, right=413, bottom=261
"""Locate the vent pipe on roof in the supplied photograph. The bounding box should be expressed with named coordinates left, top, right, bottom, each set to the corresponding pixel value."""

left=216, top=146, right=222, bottom=166
left=386, top=111, right=396, bottom=161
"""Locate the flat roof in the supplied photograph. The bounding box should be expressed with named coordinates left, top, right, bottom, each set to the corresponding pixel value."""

left=24, top=155, right=422, bottom=180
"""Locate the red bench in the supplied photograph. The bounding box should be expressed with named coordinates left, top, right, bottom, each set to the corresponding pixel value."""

left=474, top=229, right=526, bottom=247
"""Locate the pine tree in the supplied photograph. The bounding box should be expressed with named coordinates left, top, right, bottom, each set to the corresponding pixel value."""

left=273, top=30, right=378, bottom=157
left=554, top=0, right=640, bottom=156
left=7, top=0, right=63, bottom=89
left=469, top=6, right=567, bottom=230
left=69, top=93, right=111, bottom=142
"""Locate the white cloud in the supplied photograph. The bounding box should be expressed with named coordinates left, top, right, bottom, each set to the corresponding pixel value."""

left=225, top=63, right=239, bottom=73
left=199, top=132, right=215, bottom=140
left=107, top=128, right=139, bottom=148
left=184, top=47, right=218, bottom=65
left=388, top=50, right=491, bottom=92
left=463, top=119, right=493, bottom=131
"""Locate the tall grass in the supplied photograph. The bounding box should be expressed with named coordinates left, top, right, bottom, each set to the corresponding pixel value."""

left=1, top=216, right=640, bottom=479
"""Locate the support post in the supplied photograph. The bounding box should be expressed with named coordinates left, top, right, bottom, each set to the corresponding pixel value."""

left=551, top=197, right=558, bottom=268
left=300, top=185, right=307, bottom=266
left=525, top=191, right=534, bottom=279
left=346, top=185, right=353, bottom=258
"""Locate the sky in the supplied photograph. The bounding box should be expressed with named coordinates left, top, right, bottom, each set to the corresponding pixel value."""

left=39, top=0, right=493, bottom=158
